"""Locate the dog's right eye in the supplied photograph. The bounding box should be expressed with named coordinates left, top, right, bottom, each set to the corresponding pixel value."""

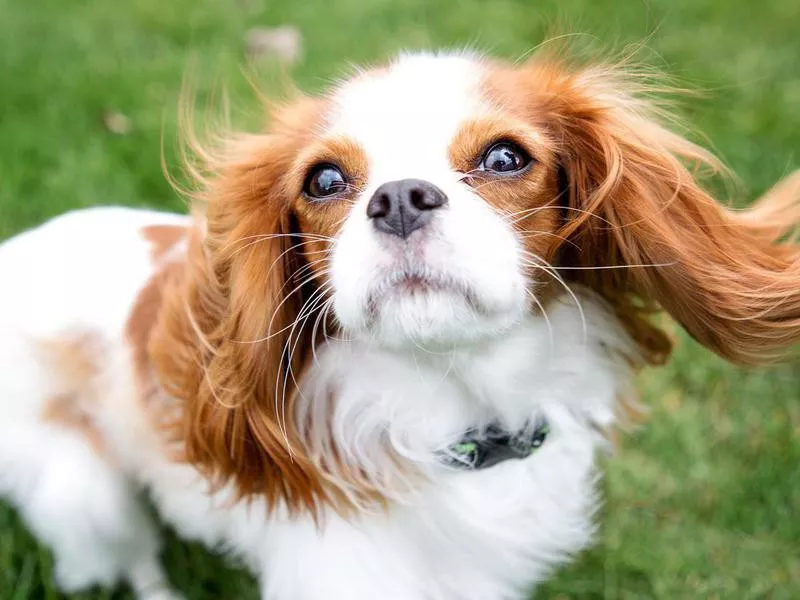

left=304, top=164, right=348, bottom=199
left=479, top=142, right=531, bottom=174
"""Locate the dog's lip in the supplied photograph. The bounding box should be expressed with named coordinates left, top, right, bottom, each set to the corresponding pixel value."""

left=366, top=266, right=483, bottom=311
left=383, top=268, right=459, bottom=294
left=390, top=272, right=445, bottom=292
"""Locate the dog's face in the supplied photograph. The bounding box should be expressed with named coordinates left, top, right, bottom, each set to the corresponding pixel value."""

left=153, top=51, right=800, bottom=511
left=291, top=55, right=561, bottom=347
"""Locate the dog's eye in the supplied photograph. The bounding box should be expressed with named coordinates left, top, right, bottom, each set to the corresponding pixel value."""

left=480, top=142, right=530, bottom=174
left=304, top=164, right=348, bottom=199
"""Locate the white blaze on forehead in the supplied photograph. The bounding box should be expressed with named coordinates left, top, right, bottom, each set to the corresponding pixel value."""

left=326, top=53, right=488, bottom=183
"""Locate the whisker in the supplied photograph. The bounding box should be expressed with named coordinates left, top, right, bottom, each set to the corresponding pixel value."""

left=527, top=289, right=554, bottom=353
left=505, top=205, right=556, bottom=226
left=320, top=302, right=352, bottom=344
left=269, top=283, right=333, bottom=452
left=505, top=205, right=617, bottom=229
left=455, top=168, right=485, bottom=182
left=310, top=296, right=336, bottom=365
left=500, top=196, right=560, bottom=222
left=278, top=286, right=334, bottom=448
left=428, top=342, right=458, bottom=390
left=522, top=253, right=588, bottom=342
left=229, top=240, right=327, bottom=287
left=274, top=255, right=332, bottom=299
left=234, top=267, right=331, bottom=344
left=266, top=268, right=332, bottom=339
left=553, top=262, right=678, bottom=271
left=517, top=230, right=581, bottom=251
left=407, top=335, right=455, bottom=356
left=520, top=249, right=677, bottom=271
left=331, top=212, right=352, bottom=230
left=225, top=233, right=334, bottom=256
left=283, top=255, right=330, bottom=280
left=229, top=232, right=335, bottom=244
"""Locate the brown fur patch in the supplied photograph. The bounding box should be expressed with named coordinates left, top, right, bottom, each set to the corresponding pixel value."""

left=141, top=224, right=187, bottom=261
left=448, top=116, right=564, bottom=308
left=41, top=393, right=107, bottom=454
left=127, top=260, right=185, bottom=406
left=35, top=332, right=99, bottom=391
left=37, top=333, right=106, bottom=455
left=149, top=93, right=387, bottom=516
left=128, top=223, right=189, bottom=408
left=481, top=57, right=800, bottom=366
left=290, top=134, right=369, bottom=281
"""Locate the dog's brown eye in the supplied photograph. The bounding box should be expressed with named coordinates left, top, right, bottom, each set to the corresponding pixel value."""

left=304, top=164, right=347, bottom=199
left=480, top=142, right=530, bottom=174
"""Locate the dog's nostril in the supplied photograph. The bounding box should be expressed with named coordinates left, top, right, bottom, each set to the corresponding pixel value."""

left=409, top=188, right=426, bottom=210
left=409, top=183, right=446, bottom=211
left=366, top=193, right=391, bottom=219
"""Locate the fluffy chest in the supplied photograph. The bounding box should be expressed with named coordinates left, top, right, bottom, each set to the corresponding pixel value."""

left=143, top=297, right=631, bottom=599
left=257, top=349, right=610, bottom=599
left=298, top=299, right=628, bottom=474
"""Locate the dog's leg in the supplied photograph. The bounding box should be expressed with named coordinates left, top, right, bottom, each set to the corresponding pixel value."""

left=0, top=427, right=184, bottom=600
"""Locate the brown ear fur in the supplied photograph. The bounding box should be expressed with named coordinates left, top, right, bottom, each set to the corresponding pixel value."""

left=525, top=60, right=800, bottom=365
left=150, top=99, right=336, bottom=514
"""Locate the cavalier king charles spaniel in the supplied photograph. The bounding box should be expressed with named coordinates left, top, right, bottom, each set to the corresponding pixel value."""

left=1, top=51, right=798, bottom=600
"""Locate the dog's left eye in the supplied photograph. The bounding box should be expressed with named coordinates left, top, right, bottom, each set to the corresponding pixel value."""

left=303, top=164, right=348, bottom=199
left=480, top=142, right=530, bottom=174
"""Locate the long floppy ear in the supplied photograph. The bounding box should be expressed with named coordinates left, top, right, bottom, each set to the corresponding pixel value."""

left=534, top=62, right=800, bottom=365
left=150, top=106, right=332, bottom=514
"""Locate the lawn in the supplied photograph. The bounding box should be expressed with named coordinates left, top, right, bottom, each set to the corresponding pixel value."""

left=1, top=0, right=798, bottom=598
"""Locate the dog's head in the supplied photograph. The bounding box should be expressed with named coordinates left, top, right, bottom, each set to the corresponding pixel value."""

left=151, top=51, right=800, bottom=513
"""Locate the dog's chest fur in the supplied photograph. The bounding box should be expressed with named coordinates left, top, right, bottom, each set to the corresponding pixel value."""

left=143, top=305, right=630, bottom=598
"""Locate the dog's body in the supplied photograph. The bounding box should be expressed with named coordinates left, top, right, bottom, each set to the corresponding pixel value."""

left=0, top=206, right=628, bottom=598
left=1, top=52, right=798, bottom=599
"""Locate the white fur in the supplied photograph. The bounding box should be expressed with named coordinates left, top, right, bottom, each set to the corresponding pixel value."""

left=330, top=53, right=526, bottom=346
left=0, top=207, right=189, bottom=598
left=0, top=54, right=637, bottom=600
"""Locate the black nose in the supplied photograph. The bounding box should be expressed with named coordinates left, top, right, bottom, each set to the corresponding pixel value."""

left=366, top=179, right=448, bottom=239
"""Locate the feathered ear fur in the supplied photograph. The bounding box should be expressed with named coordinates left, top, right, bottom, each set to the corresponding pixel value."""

left=520, top=59, right=800, bottom=365
left=150, top=98, right=336, bottom=514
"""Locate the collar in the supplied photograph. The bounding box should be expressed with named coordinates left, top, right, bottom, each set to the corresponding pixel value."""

left=442, top=419, right=550, bottom=471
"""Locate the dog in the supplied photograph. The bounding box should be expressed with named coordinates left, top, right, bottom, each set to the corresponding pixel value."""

left=1, top=50, right=798, bottom=599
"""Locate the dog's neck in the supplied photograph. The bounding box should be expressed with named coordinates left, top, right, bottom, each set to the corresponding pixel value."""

left=294, top=292, right=638, bottom=502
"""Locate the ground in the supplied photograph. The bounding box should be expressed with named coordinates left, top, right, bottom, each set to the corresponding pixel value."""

left=1, top=0, right=798, bottom=598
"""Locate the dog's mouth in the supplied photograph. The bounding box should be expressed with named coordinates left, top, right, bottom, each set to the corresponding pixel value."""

left=365, top=266, right=483, bottom=316
left=391, top=272, right=445, bottom=294
left=386, top=268, right=461, bottom=296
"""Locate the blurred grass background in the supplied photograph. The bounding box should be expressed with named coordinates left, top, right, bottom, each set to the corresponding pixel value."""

left=1, top=0, right=798, bottom=598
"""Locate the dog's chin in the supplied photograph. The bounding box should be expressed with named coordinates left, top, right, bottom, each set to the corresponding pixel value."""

left=345, top=282, right=525, bottom=350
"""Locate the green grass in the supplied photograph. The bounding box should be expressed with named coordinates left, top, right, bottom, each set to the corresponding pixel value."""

left=1, top=0, right=799, bottom=597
